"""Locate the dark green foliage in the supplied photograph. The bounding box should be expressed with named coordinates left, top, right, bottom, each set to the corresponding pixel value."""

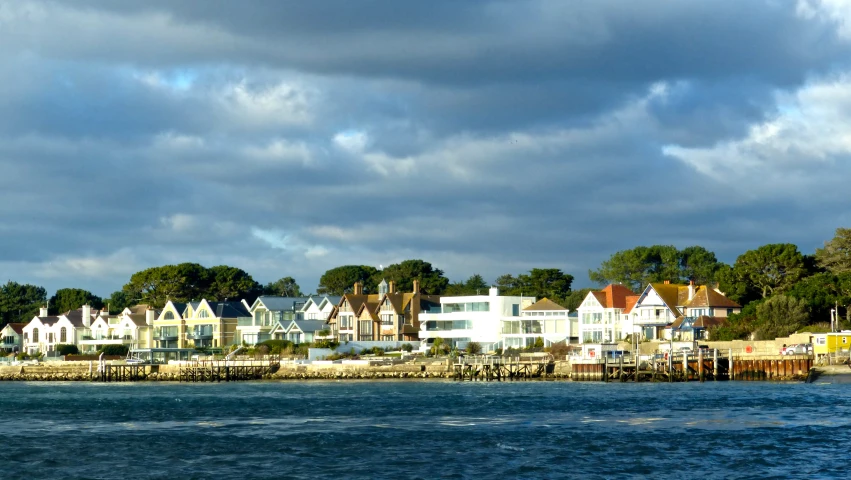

left=98, top=345, right=129, bottom=356
left=816, top=227, right=851, bottom=274
left=401, top=343, right=414, bottom=352
left=466, top=341, right=482, bottom=354
left=103, top=290, right=134, bottom=313
left=121, top=263, right=262, bottom=307
left=589, top=245, right=722, bottom=291
left=0, top=281, right=47, bottom=326
left=258, top=339, right=293, bottom=353
left=263, top=276, right=302, bottom=297
left=443, top=274, right=489, bottom=295
left=562, top=288, right=594, bottom=311
left=377, top=260, right=450, bottom=294
left=317, top=265, right=380, bottom=295
left=733, top=244, right=808, bottom=299
left=786, top=272, right=851, bottom=325
left=708, top=302, right=759, bottom=341
left=49, top=288, right=103, bottom=314
left=754, top=294, right=809, bottom=340
left=494, top=268, right=574, bottom=304
left=55, top=344, right=79, bottom=356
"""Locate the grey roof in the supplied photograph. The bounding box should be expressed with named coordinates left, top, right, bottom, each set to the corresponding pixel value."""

left=288, top=319, right=328, bottom=333
left=318, top=295, right=342, bottom=308
left=256, top=296, right=311, bottom=312
left=189, top=301, right=250, bottom=318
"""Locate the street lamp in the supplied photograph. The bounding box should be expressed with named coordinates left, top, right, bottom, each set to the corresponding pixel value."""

left=831, top=309, right=837, bottom=333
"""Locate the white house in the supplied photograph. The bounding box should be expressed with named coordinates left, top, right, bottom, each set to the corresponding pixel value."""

left=78, top=306, right=155, bottom=353
left=576, top=284, right=638, bottom=344
left=0, top=323, right=26, bottom=353
left=630, top=281, right=742, bottom=341
left=22, top=305, right=101, bottom=355
left=301, top=295, right=342, bottom=321
left=418, top=287, right=530, bottom=350
left=501, top=298, right=572, bottom=348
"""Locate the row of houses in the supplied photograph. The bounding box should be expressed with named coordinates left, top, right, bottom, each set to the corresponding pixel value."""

left=0, top=278, right=744, bottom=356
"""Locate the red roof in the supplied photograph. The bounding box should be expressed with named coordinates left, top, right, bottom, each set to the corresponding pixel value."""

left=599, top=284, right=637, bottom=309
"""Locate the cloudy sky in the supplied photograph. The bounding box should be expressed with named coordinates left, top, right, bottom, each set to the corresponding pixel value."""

left=2, top=0, right=851, bottom=296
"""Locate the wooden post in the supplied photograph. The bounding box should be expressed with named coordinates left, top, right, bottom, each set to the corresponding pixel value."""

left=729, top=349, right=734, bottom=381
left=713, top=349, right=718, bottom=380
left=699, top=349, right=704, bottom=382
left=682, top=352, right=688, bottom=382
left=603, top=356, right=608, bottom=383
left=619, top=355, right=624, bottom=380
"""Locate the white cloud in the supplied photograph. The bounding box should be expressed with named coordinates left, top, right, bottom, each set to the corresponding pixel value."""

left=797, top=0, right=851, bottom=38
left=663, top=74, right=851, bottom=195
left=333, top=130, right=369, bottom=153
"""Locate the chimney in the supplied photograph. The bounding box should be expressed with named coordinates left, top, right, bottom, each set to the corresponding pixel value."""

left=353, top=282, right=363, bottom=295
left=39, top=306, right=48, bottom=317
left=146, top=307, right=155, bottom=326
left=688, top=280, right=695, bottom=301
left=663, top=280, right=670, bottom=285
left=412, top=280, right=420, bottom=294
left=389, top=281, right=396, bottom=294
left=82, top=304, right=91, bottom=327
left=489, top=286, right=499, bottom=296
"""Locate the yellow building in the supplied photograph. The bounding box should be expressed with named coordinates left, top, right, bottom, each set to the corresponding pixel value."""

left=153, top=300, right=250, bottom=352
left=813, top=332, right=851, bottom=357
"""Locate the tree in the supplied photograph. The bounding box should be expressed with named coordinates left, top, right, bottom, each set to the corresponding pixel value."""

left=377, top=260, right=449, bottom=294
left=103, top=290, right=135, bottom=313
left=680, top=246, right=722, bottom=285
left=0, top=281, right=47, bottom=326
left=494, top=269, right=574, bottom=304
left=715, top=264, right=759, bottom=307
left=787, top=272, right=851, bottom=325
left=816, top=227, right=851, bottom=274
left=444, top=274, right=490, bottom=296
left=589, top=245, right=723, bottom=291
left=317, top=265, right=380, bottom=295
left=733, top=244, right=807, bottom=299
left=207, top=265, right=262, bottom=303
left=754, top=294, right=809, bottom=340
left=122, top=263, right=211, bottom=307
left=264, top=276, right=303, bottom=297
left=49, top=288, right=103, bottom=314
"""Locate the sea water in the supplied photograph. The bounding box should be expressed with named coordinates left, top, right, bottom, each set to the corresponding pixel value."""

left=1, top=380, right=848, bottom=479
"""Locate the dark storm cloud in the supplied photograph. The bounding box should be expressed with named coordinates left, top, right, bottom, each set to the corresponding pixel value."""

left=0, top=0, right=849, bottom=295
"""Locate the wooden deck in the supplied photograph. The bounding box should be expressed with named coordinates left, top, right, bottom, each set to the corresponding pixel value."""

left=452, top=355, right=554, bottom=381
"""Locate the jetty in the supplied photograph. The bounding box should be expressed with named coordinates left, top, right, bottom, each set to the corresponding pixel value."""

left=452, top=354, right=554, bottom=381
left=569, top=350, right=813, bottom=382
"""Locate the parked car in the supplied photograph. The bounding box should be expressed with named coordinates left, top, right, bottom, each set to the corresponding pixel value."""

left=784, top=344, right=812, bottom=355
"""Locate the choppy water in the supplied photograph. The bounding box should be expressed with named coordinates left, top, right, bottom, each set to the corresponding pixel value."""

left=1, top=380, right=849, bottom=479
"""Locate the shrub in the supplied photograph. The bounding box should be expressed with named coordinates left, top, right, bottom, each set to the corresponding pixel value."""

left=466, top=341, right=482, bottom=355
left=548, top=341, right=570, bottom=359
left=98, top=345, right=129, bottom=356
left=313, top=339, right=339, bottom=349
left=401, top=343, right=414, bottom=353
left=258, top=339, right=293, bottom=354
left=56, top=344, right=79, bottom=356
left=371, top=346, right=385, bottom=356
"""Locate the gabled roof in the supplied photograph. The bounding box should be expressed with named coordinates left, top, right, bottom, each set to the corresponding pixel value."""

left=190, top=301, right=250, bottom=318
left=356, top=299, right=380, bottom=321
left=683, top=286, right=741, bottom=309
left=647, top=283, right=684, bottom=317
left=319, top=296, right=343, bottom=309
left=589, top=284, right=637, bottom=309
left=125, top=313, right=148, bottom=327
left=523, top=298, right=568, bottom=311
left=287, top=319, right=328, bottom=334
left=2, top=323, right=26, bottom=334
left=670, top=315, right=727, bottom=330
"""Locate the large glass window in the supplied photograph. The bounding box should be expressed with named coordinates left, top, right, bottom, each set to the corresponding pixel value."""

left=425, top=320, right=473, bottom=331
left=583, top=331, right=603, bottom=343
left=60, top=327, right=67, bottom=343
left=198, top=309, right=209, bottom=319
left=442, top=302, right=490, bottom=313
left=33, top=328, right=39, bottom=343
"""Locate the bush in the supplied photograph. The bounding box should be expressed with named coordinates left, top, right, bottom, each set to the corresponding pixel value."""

left=98, top=345, right=129, bottom=356
left=56, top=344, right=79, bottom=356
left=548, top=341, right=570, bottom=359
left=401, top=343, right=414, bottom=353
left=258, top=339, right=293, bottom=354
left=313, top=339, right=339, bottom=349
left=371, top=346, right=385, bottom=356
left=466, top=341, right=482, bottom=355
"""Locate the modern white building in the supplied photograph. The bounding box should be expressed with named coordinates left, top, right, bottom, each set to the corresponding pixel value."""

left=501, top=298, right=572, bottom=348
left=418, top=287, right=531, bottom=350
left=576, top=284, right=638, bottom=344
left=22, top=305, right=102, bottom=355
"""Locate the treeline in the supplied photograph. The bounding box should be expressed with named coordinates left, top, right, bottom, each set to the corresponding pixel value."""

left=0, top=259, right=575, bottom=325
left=589, top=228, right=851, bottom=340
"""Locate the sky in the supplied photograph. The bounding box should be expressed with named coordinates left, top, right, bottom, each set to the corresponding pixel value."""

left=2, top=0, right=851, bottom=297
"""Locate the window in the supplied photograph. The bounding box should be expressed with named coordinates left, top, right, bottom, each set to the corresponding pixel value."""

left=198, top=310, right=209, bottom=319
left=60, top=327, right=67, bottom=343
left=33, top=328, right=39, bottom=343
left=425, top=320, right=472, bottom=331
left=381, top=314, right=394, bottom=326
left=816, top=337, right=826, bottom=345
left=359, top=320, right=373, bottom=341
left=164, top=311, right=175, bottom=320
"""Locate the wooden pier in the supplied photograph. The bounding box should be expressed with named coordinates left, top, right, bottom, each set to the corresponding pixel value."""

left=453, top=355, right=554, bottom=381
left=570, top=351, right=813, bottom=382
left=97, top=364, right=152, bottom=382
left=178, top=360, right=280, bottom=382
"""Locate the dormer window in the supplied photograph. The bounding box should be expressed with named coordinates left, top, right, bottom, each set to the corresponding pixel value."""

left=198, top=310, right=209, bottom=319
